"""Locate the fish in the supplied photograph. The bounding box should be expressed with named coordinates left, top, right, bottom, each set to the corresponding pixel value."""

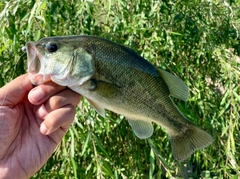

left=24, top=35, right=214, bottom=161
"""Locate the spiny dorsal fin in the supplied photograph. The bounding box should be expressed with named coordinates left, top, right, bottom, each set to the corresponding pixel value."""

left=127, top=119, right=153, bottom=139
left=158, top=69, right=189, bottom=101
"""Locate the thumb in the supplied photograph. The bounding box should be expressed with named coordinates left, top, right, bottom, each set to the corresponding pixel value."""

left=0, top=74, right=33, bottom=106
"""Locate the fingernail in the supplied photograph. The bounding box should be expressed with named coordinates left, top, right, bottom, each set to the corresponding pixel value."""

left=37, top=105, right=48, bottom=119
left=30, top=88, right=44, bottom=102
left=40, top=123, right=49, bottom=135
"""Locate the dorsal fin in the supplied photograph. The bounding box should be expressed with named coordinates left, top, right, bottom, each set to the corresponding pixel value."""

left=158, top=69, right=189, bottom=101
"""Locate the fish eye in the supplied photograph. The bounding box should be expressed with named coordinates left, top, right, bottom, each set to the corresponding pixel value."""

left=46, top=43, right=58, bottom=53
left=22, top=46, right=26, bottom=52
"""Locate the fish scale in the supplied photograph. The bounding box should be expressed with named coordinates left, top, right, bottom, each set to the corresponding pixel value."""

left=25, top=35, right=213, bottom=161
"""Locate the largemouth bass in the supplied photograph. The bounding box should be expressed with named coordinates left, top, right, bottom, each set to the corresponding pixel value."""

left=24, top=35, right=213, bottom=161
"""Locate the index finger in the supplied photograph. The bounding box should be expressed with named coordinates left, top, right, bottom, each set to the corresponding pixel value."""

left=28, top=80, right=68, bottom=105
left=0, top=74, right=33, bottom=107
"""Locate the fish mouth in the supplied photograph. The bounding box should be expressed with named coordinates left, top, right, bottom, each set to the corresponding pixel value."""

left=26, top=42, right=51, bottom=85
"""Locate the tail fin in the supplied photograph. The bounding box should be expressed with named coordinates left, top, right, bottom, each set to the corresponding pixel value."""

left=170, top=125, right=214, bottom=162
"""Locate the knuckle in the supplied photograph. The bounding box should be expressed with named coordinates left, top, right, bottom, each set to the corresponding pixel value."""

left=45, top=89, right=81, bottom=110
left=48, top=96, right=64, bottom=110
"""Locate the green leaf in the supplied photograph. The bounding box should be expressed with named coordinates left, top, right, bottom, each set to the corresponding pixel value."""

left=81, top=130, right=91, bottom=156
left=101, top=159, right=114, bottom=177
left=92, top=134, right=109, bottom=158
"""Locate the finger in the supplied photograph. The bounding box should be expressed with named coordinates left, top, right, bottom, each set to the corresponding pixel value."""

left=46, top=89, right=81, bottom=110
left=37, top=89, right=81, bottom=119
left=40, top=104, right=76, bottom=135
left=0, top=74, right=33, bottom=106
left=28, top=81, right=66, bottom=105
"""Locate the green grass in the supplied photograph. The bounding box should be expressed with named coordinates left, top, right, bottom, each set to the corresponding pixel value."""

left=1, top=0, right=239, bottom=178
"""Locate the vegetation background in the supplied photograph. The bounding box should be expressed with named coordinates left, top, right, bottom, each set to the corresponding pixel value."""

left=0, top=0, right=239, bottom=178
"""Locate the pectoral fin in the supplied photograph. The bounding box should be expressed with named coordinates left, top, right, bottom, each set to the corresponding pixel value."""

left=86, top=98, right=106, bottom=117
left=91, top=80, right=121, bottom=98
left=127, top=119, right=153, bottom=139
left=84, top=79, right=121, bottom=118
left=158, top=69, right=189, bottom=101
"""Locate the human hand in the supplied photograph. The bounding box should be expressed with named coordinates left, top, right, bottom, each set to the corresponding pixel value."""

left=0, top=74, right=81, bottom=179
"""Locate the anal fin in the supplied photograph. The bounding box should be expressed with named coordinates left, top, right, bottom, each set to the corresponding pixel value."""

left=127, top=119, right=153, bottom=139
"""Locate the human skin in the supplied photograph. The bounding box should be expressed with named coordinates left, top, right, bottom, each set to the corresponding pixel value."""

left=0, top=74, right=81, bottom=178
